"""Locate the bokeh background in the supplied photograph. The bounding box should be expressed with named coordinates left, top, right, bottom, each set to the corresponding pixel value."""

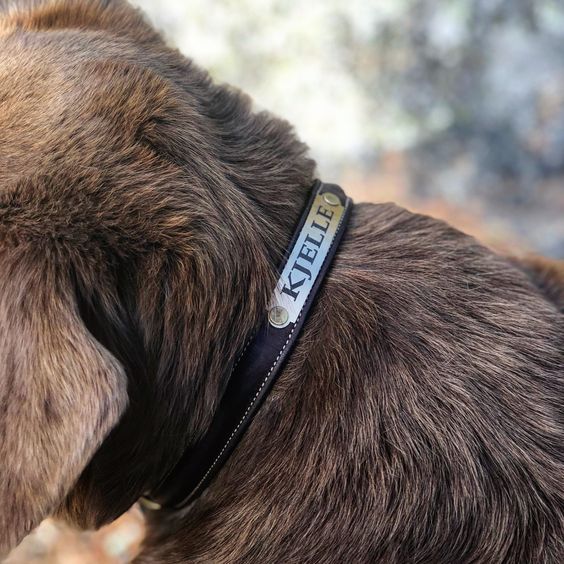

left=6, top=0, right=564, bottom=562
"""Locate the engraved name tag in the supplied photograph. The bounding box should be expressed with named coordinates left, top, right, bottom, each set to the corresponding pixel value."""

left=270, top=192, right=346, bottom=328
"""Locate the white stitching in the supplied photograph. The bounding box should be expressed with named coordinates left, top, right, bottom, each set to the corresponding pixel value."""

left=185, top=196, right=350, bottom=502
left=189, top=316, right=302, bottom=497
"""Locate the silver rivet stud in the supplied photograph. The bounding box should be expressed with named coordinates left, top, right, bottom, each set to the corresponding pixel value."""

left=139, top=497, right=162, bottom=511
left=323, top=192, right=340, bottom=206
left=269, top=306, right=289, bottom=327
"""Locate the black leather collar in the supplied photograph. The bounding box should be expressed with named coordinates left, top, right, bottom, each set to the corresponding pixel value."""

left=143, top=180, right=353, bottom=511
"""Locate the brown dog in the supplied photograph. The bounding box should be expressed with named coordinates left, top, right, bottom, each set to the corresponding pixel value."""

left=0, top=1, right=562, bottom=562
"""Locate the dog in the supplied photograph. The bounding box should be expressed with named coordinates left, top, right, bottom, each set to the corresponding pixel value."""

left=0, top=1, right=562, bottom=562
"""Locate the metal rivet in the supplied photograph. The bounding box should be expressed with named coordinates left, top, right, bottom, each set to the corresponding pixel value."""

left=139, top=497, right=162, bottom=511
left=323, top=192, right=340, bottom=206
left=269, top=306, right=289, bottom=327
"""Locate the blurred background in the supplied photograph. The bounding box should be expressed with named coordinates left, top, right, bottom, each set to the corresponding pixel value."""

left=6, top=0, right=564, bottom=562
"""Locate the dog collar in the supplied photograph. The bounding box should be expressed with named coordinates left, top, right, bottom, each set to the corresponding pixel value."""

left=143, top=180, right=353, bottom=511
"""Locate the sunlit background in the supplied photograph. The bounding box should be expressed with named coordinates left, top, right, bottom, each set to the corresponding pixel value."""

left=6, top=0, right=564, bottom=562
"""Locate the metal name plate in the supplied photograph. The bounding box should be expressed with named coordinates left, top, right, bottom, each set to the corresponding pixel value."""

left=269, top=191, right=345, bottom=328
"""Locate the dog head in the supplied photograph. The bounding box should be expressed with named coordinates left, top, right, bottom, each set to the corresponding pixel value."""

left=0, top=0, right=164, bottom=552
left=0, top=0, right=315, bottom=553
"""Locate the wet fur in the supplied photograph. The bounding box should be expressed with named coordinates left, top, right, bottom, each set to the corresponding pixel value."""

left=0, top=1, right=562, bottom=562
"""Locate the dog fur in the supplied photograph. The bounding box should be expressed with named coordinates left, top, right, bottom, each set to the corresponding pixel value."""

left=0, top=1, right=562, bottom=562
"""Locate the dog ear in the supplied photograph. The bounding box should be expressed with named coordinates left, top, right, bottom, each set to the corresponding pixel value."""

left=510, top=255, right=564, bottom=312
left=0, top=248, right=128, bottom=555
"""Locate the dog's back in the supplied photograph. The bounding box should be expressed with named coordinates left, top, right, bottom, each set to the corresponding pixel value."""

left=139, top=203, right=563, bottom=563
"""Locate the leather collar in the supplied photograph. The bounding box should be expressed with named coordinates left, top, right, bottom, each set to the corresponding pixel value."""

left=143, top=180, right=353, bottom=511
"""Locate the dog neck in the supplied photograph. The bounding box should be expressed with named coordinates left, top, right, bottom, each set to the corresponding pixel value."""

left=144, top=182, right=352, bottom=511
left=59, top=146, right=317, bottom=529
